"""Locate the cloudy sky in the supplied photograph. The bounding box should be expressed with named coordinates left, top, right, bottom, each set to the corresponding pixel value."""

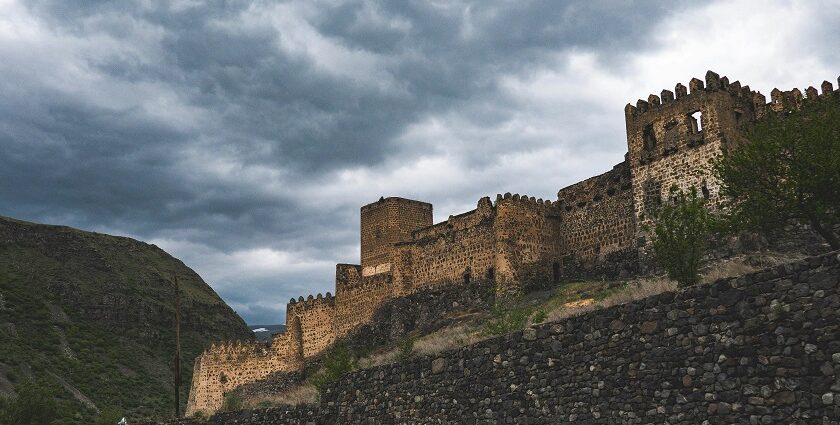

left=2, top=0, right=838, bottom=324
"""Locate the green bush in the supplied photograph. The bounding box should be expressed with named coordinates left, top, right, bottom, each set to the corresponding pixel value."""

left=221, top=392, right=243, bottom=412
left=482, top=304, right=532, bottom=336
left=310, top=345, right=357, bottom=389
left=651, top=187, right=711, bottom=287
left=397, top=337, right=415, bottom=359
left=531, top=309, right=548, bottom=324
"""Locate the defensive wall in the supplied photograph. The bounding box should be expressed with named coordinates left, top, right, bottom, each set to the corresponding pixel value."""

left=170, top=251, right=840, bottom=424
left=186, top=72, right=840, bottom=416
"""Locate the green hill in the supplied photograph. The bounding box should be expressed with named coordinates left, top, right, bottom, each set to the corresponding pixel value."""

left=0, top=216, right=253, bottom=424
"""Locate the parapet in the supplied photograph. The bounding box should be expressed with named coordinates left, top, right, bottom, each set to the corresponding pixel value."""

left=360, top=196, right=433, bottom=213
left=556, top=161, right=632, bottom=213
left=287, top=292, right=336, bottom=313
left=494, top=192, right=560, bottom=212
left=624, top=70, right=760, bottom=117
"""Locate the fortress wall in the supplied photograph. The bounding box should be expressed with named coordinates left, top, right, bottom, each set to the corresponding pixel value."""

left=557, top=161, right=635, bottom=260
left=172, top=251, right=840, bottom=424
left=286, top=295, right=336, bottom=358
left=184, top=331, right=301, bottom=417
left=395, top=197, right=496, bottom=293
left=333, top=272, right=392, bottom=338
left=493, top=194, right=562, bottom=293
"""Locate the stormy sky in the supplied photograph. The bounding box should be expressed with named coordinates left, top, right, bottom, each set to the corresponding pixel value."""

left=2, top=0, right=839, bottom=324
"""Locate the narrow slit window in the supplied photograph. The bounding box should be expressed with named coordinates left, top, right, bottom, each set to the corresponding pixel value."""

left=552, top=262, right=560, bottom=284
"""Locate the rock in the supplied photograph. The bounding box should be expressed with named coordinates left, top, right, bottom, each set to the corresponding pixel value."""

left=822, top=393, right=834, bottom=405
left=523, top=328, right=537, bottom=341
left=431, top=358, right=445, bottom=374
left=640, top=321, right=658, bottom=334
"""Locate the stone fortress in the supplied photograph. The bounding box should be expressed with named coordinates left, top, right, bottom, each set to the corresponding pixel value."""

left=185, top=71, right=840, bottom=416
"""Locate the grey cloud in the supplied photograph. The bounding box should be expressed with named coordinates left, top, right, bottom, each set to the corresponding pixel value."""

left=2, top=0, right=719, bottom=323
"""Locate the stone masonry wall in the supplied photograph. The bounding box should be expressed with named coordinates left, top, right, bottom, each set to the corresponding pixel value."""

left=493, top=194, right=562, bottom=293
left=556, top=160, right=637, bottom=279
left=394, top=197, right=496, bottom=295
left=184, top=330, right=302, bottom=417
left=334, top=271, right=392, bottom=339
left=285, top=295, right=336, bottom=359
left=171, top=251, right=840, bottom=424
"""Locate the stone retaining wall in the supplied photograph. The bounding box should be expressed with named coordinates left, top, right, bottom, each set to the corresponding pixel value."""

left=161, top=251, right=840, bottom=424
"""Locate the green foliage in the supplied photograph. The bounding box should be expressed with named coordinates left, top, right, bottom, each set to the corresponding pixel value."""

left=309, top=345, right=358, bottom=389
left=651, top=187, right=711, bottom=287
left=221, top=392, right=243, bottom=412
left=714, top=96, right=840, bottom=249
left=0, top=379, right=58, bottom=425
left=191, top=410, right=207, bottom=419
left=397, top=337, right=415, bottom=359
left=0, top=216, right=254, bottom=424
left=93, top=407, right=123, bottom=425
left=531, top=309, right=548, bottom=324
left=482, top=303, right=533, bottom=336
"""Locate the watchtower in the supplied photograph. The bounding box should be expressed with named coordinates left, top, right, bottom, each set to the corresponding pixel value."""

left=360, top=197, right=432, bottom=275
left=624, top=71, right=763, bottom=246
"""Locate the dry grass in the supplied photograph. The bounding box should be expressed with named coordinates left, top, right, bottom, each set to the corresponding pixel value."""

left=701, top=252, right=804, bottom=284
left=545, top=277, right=677, bottom=323
left=357, top=348, right=401, bottom=369
left=242, top=383, right=319, bottom=409
left=412, top=324, right=487, bottom=356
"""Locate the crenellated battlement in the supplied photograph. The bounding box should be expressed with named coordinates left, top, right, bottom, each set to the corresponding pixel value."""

left=494, top=192, right=559, bottom=211
left=187, top=70, right=840, bottom=418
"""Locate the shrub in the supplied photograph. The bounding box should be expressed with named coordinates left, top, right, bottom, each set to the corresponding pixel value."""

left=310, top=345, right=357, bottom=389
left=221, top=392, right=243, bottom=412
left=482, top=304, right=532, bottom=336
left=651, top=187, right=711, bottom=286
left=531, top=309, right=548, bottom=324
left=397, top=337, right=415, bottom=359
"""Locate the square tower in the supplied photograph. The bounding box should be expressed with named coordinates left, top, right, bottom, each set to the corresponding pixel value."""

left=360, top=197, right=432, bottom=274
left=624, top=71, right=761, bottom=242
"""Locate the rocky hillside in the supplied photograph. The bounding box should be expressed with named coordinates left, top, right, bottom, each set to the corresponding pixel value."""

left=0, top=216, right=253, bottom=424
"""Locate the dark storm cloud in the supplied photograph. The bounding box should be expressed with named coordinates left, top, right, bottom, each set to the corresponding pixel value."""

left=1, top=0, right=697, bottom=323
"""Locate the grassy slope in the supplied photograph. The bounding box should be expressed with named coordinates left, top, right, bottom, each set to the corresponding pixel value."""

left=0, top=216, right=253, bottom=424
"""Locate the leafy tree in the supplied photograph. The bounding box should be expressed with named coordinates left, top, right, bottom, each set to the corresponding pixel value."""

left=714, top=95, right=840, bottom=249
left=0, top=379, right=58, bottom=425
left=651, top=187, right=711, bottom=286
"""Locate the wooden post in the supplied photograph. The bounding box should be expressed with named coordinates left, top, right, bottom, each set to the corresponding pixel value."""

left=174, top=275, right=181, bottom=418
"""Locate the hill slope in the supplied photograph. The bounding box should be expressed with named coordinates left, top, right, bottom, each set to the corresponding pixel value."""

left=0, top=216, right=253, bottom=424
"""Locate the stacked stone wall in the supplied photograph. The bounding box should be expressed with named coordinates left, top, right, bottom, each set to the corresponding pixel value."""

left=172, top=252, right=840, bottom=424
left=184, top=330, right=301, bottom=417
left=493, top=194, right=562, bottom=292
left=556, top=161, right=637, bottom=279
left=395, top=197, right=496, bottom=294
left=334, top=271, right=392, bottom=338
left=286, top=295, right=336, bottom=358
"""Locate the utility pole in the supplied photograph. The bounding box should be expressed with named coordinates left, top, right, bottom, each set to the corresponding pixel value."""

left=174, top=275, right=181, bottom=418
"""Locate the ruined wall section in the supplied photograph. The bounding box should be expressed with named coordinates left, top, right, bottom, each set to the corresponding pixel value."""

left=333, top=265, right=392, bottom=339
left=184, top=329, right=302, bottom=417
left=625, top=71, right=760, bottom=256
left=359, top=197, right=432, bottom=274
left=285, top=295, right=336, bottom=359
left=493, top=194, right=562, bottom=293
left=392, top=197, right=496, bottom=295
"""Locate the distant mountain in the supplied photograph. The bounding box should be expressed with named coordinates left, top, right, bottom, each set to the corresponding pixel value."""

left=0, top=216, right=253, bottom=423
left=249, top=325, right=286, bottom=342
